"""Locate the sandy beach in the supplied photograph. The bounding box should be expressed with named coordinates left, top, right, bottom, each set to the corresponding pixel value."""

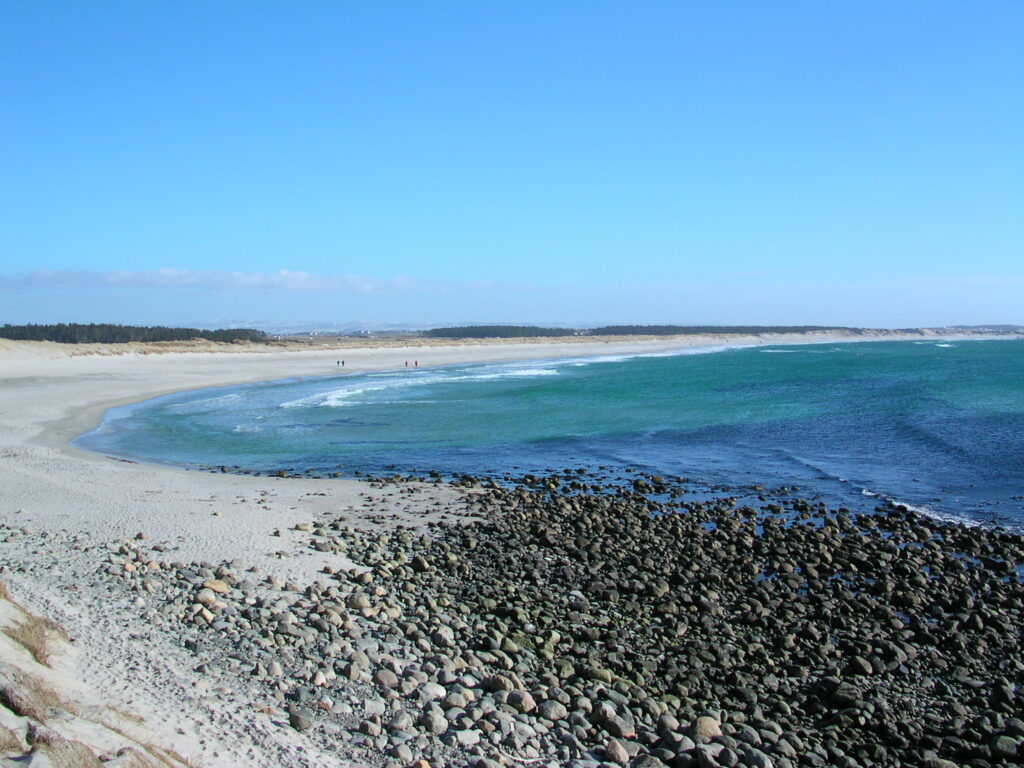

left=1, top=330, right=1020, bottom=768
left=0, top=333, right=772, bottom=767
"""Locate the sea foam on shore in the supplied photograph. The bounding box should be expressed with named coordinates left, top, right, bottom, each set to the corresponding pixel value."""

left=75, top=339, right=1024, bottom=528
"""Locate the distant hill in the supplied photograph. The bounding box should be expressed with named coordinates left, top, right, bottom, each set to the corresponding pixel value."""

left=950, top=324, right=1023, bottom=332
left=422, top=324, right=864, bottom=339
left=421, top=324, right=867, bottom=339
left=422, top=325, right=574, bottom=339
left=587, top=325, right=857, bottom=336
left=0, top=323, right=268, bottom=344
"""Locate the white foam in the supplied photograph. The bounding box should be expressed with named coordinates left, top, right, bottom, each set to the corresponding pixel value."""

left=279, top=343, right=750, bottom=410
left=232, top=424, right=262, bottom=434
left=566, top=354, right=633, bottom=366
left=876, top=492, right=983, bottom=528
left=562, top=344, right=743, bottom=366
left=279, top=343, right=750, bottom=409
left=280, top=364, right=564, bottom=409
left=281, top=377, right=425, bottom=409
left=461, top=368, right=560, bottom=381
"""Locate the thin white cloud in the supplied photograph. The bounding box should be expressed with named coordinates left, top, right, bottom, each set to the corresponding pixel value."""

left=0, top=269, right=418, bottom=294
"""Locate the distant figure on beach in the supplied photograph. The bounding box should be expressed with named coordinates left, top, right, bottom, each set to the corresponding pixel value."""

left=405, top=361, right=409, bottom=367
left=341, top=360, right=345, bottom=367
left=414, top=360, right=418, bottom=367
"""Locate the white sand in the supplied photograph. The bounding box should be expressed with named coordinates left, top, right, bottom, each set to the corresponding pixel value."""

left=0, top=334, right=751, bottom=767
left=0, top=328, right=1011, bottom=765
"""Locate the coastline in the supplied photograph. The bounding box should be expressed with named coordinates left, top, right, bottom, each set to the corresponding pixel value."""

left=0, top=333, right=758, bottom=767
left=8, top=329, right=1018, bottom=457
left=0, top=331, right=1021, bottom=767
left=2, top=328, right=1019, bottom=567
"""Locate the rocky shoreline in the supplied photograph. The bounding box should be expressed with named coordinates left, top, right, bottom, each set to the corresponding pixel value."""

left=96, top=473, right=1023, bottom=768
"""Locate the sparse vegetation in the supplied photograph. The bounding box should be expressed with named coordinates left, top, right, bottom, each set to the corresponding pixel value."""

left=0, top=582, right=192, bottom=767
left=0, top=720, right=24, bottom=757
left=0, top=580, right=68, bottom=667
left=98, top=717, right=200, bottom=768
left=3, top=614, right=67, bottom=667
left=17, top=729, right=104, bottom=768
left=0, top=664, right=64, bottom=722
left=0, top=324, right=267, bottom=344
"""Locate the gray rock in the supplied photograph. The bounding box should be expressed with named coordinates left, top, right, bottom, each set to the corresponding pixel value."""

left=419, top=711, right=448, bottom=735
left=360, top=719, right=381, bottom=737
left=657, top=714, right=680, bottom=733
left=605, top=715, right=635, bottom=739
left=743, top=748, right=774, bottom=768
left=455, top=729, right=481, bottom=747
left=419, top=681, right=446, bottom=701
left=508, top=690, right=537, bottom=713
left=538, top=699, right=569, bottom=722
left=846, top=656, right=873, bottom=676
left=692, top=715, right=722, bottom=740
left=373, top=669, right=399, bottom=688
left=389, top=743, right=413, bottom=763
left=432, top=625, right=455, bottom=646
left=484, top=674, right=515, bottom=692
left=990, top=735, right=1019, bottom=760
left=634, top=756, right=668, bottom=768
left=348, top=592, right=371, bottom=609
left=288, top=707, right=314, bottom=732
left=388, top=710, right=414, bottom=731
left=604, top=739, right=630, bottom=765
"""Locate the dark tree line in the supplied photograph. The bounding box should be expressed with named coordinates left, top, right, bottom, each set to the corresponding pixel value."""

left=422, top=325, right=573, bottom=339
left=0, top=323, right=268, bottom=344
left=589, top=325, right=857, bottom=336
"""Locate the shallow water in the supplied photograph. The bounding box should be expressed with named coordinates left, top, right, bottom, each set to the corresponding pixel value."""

left=75, top=339, right=1024, bottom=526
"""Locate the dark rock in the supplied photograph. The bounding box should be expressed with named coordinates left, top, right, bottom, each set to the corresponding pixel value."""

left=288, top=707, right=313, bottom=732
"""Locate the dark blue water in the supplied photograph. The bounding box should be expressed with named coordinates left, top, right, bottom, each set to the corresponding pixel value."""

left=75, top=339, right=1024, bottom=526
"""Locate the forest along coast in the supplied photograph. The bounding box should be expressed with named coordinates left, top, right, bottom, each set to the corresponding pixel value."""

left=102, top=472, right=1023, bottom=768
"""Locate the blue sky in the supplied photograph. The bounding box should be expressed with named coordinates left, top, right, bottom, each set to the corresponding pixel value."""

left=2, top=1, right=1021, bottom=328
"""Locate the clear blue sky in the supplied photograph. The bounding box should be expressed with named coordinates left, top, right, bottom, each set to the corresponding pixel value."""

left=2, top=1, right=1021, bottom=328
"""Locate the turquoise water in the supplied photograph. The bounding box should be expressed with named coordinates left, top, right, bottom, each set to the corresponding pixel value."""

left=75, top=339, right=1024, bottom=526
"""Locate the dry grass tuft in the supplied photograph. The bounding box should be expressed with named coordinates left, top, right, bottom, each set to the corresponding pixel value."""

left=0, top=663, right=64, bottom=723
left=0, top=578, right=69, bottom=668
left=0, top=583, right=194, bottom=767
left=108, top=705, right=146, bottom=726
left=26, top=727, right=105, bottom=768
left=0, top=721, right=25, bottom=757
left=4, top=614, right=68, bottom=667
left=99, top=716, right=199, bottom=768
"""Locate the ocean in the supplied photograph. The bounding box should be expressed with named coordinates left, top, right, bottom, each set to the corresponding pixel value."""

left=75, top=338, right=1024, bottom=527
